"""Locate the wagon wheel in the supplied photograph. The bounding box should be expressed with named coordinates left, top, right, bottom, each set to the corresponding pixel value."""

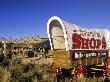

left=75, top=64, right=87, bottom=77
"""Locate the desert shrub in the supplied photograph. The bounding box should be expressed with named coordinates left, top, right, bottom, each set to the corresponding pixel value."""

left=0, top=53, right=4, bottom=63
left=9, top=78, right=16, bottom=82
left=35, top=64, right=54, bottom=82
left=3, top=58, right=11, bottom=67
left=0, top=56, right=54, bottom=82
left=18, top=74, right=32, bottom=82
left=40, top=64, right=51, bottom=73
left=42, top=73, right=54, bottom=82
left=10, top=62, right=39, bottom=81
left=0, top=67, right=5, bottom=81
left=10, top=62, right=24, bottom=80
left=14, top=58, right=22, bottom=64
left=11, top=59, right=22, bottom=68
left=35, top=72, right=43, bottom=81
left=22, top=63, right=35, bottom=73
left=6, top=51, right=13, bottom=59
left=11, top=68, right=22, bottom=80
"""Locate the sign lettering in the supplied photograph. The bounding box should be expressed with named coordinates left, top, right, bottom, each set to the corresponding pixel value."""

left=72, top=33, right=106, bottom=49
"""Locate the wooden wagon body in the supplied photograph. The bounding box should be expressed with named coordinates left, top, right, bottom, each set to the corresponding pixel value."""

left=47, top=16, right=110, bottom=76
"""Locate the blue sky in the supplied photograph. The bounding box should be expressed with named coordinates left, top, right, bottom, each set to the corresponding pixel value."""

left=0, top=0, right=110, bottom=39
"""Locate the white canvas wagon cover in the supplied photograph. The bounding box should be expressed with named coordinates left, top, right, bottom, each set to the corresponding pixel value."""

left=47, top=16, right=110, bottom=51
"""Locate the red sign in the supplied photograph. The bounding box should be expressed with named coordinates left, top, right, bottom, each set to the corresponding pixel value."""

left=72, top=33, right=106, bottom=49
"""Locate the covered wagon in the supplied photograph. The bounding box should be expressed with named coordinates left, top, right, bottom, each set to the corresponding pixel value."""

left=47, top=16, right=110, bottom=78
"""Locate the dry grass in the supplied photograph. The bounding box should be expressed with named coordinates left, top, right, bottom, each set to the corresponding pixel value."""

left=0, top=54, right=105, bottom=82
left=0, top=56, right=55, bottom=82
